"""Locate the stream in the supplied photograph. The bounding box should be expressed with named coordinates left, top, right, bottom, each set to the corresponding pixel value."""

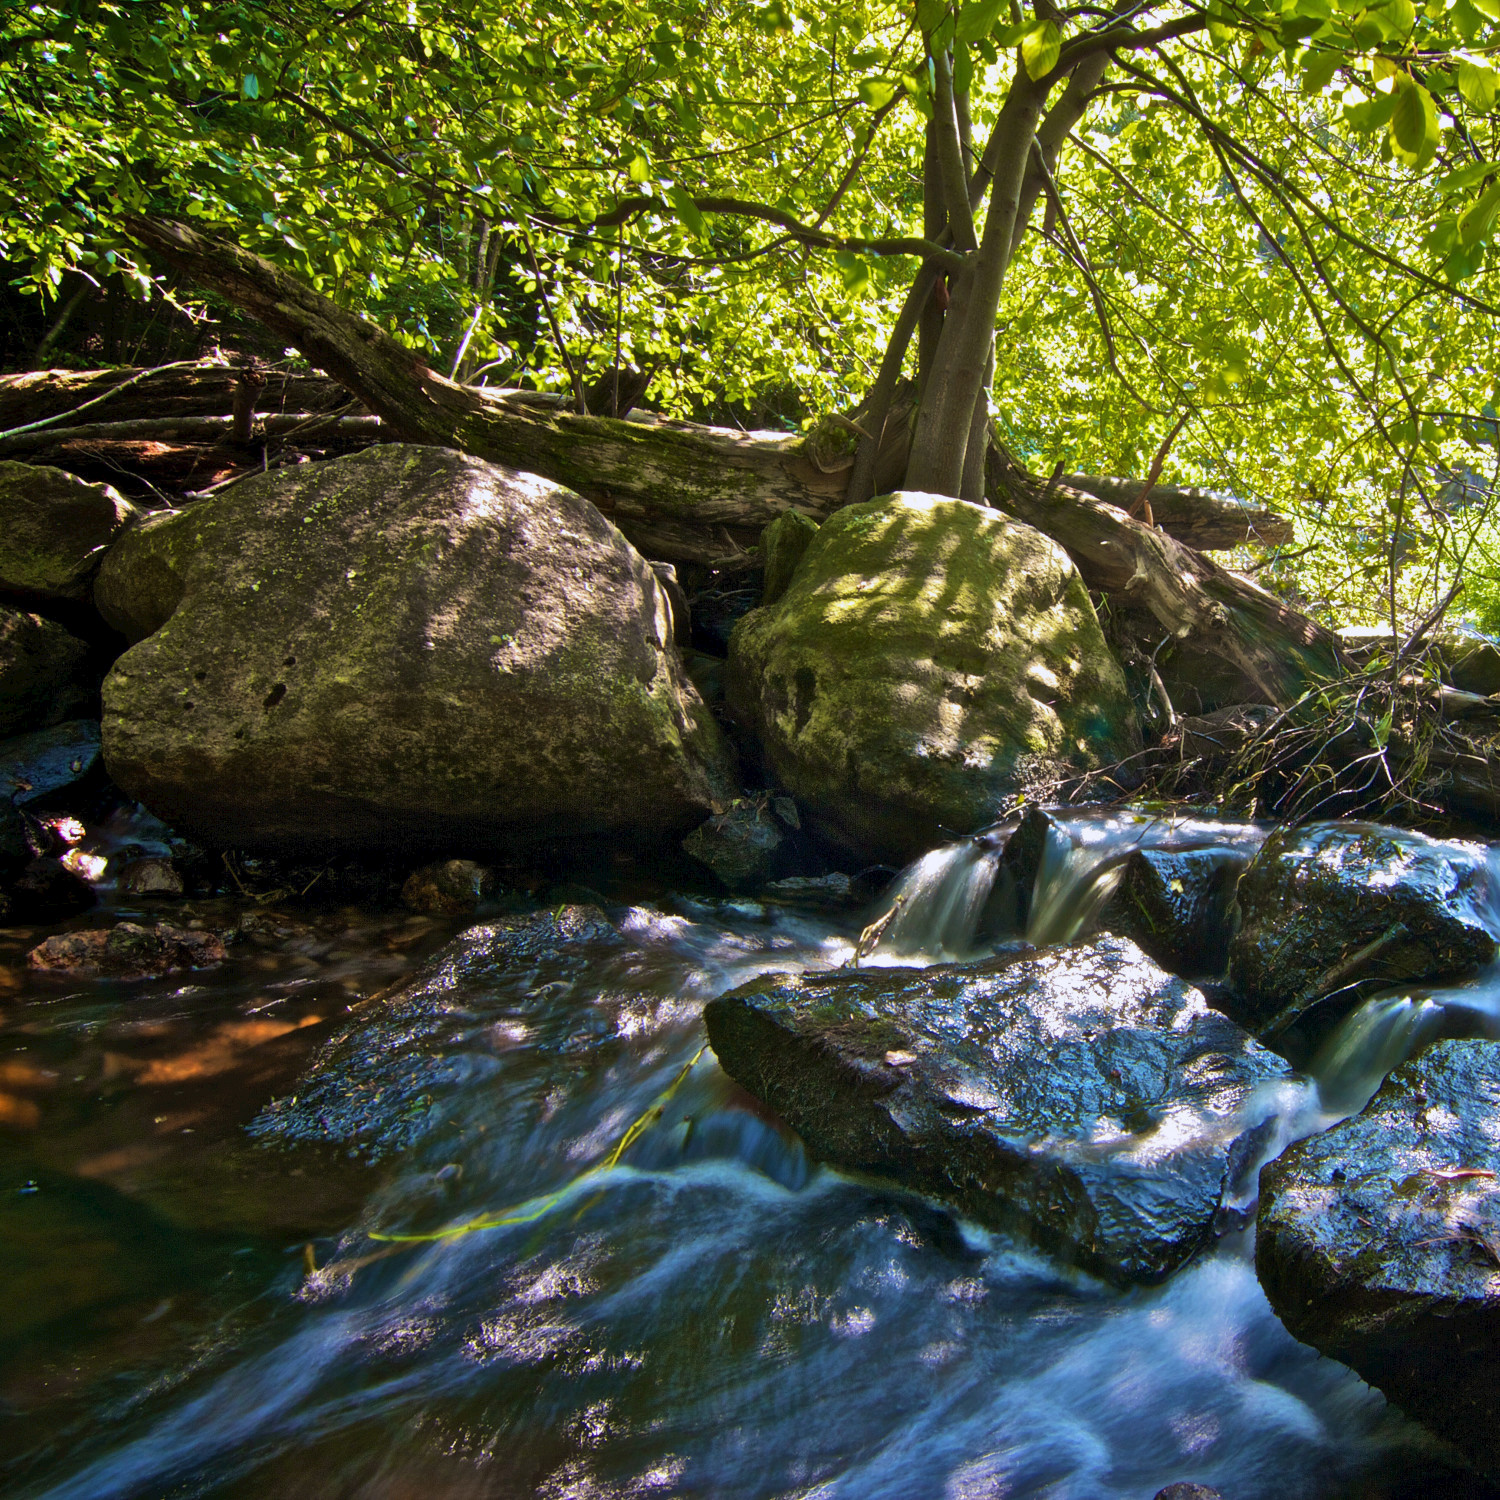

left=3, top=805, right=1497, bottom=1499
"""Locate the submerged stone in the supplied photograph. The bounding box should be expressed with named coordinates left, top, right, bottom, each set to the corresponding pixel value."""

left=95, top=445, right=737, bottom=858
left=28, top=920, right=226, bottom=979
left=1258, top=1038, right=1500, bottom=1481
left=1225, top=823, right=1496, bottom=1041
left=726, top=492, right=1140, bottom=865
left=705, top=935, right=1289, bottom=1284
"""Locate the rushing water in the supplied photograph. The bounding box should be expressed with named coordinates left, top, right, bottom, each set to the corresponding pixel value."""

left=3, top=806, right=1496, bottom=1498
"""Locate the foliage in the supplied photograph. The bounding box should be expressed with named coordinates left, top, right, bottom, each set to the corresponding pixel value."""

left=8, top=0, right=1500, bottom=623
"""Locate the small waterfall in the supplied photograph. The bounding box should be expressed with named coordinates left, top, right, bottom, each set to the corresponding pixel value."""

left=872, top=833, right=1006, bottom=959
left=870, top=808, right=1266, bottom=963
left=1309, top=994, right=1446, bottom=1118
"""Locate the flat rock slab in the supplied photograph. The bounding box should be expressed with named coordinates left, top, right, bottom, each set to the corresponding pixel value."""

left=1258, top=1038, right=1500, bottom=1481
left=1226, top=822, right=1496, bottom=1039
left=705, top=935, right=1290, bottom=1284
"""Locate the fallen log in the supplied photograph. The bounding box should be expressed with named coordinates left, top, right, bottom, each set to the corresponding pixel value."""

left=988, top=447, right=1343, bottom=707
left=121, top=215, right=1341, bottom=705
left=0, top=412, right=383, bottom=456
left=1060, top=474, right=1296, bottom=550
left=0, top=362, right=350, bottom=431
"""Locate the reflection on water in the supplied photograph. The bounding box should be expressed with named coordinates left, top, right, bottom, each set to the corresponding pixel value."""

left=0, top=807, right=1493, bottom=1498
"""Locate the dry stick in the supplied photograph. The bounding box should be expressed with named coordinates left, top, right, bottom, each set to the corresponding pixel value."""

left=523, top=232, right=588, bottom=416
left=1130, top=409, right=1193, bottom=527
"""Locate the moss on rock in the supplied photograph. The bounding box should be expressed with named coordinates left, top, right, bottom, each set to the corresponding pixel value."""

left=727, top=492, right=1139, bottom=863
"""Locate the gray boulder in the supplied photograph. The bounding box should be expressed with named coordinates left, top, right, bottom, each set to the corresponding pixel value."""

left=1226, top=823, right=1495, bottom=1040
left=726, top=492, right=1139, bottom=865
left=0, top=610, right=94, bottom=736
left=0, top=462, right=139, bottom=604
left=1258, top=1039, right=1500, bottom=1481
left=705, top=934, right=1289, bottom=1283
left=94, top=445, right=737, bottom=857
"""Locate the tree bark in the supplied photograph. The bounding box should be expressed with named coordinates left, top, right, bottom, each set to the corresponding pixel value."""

left=1061, top=474, right=1296, bottom=549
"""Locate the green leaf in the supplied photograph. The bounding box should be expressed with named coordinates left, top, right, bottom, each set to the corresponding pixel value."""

left=1437, top=159, right=1496, bottom=195
left=1458, top=58, right=1497, bottom=111
left=241, top=72, right=260, bottom=100
left=1389, top=76, right=1439, bottom=166
left=1301, top=49, right=1341, bottom=93
left=834, top=250, right=872, bottom=295
left=955, top=0, right=1004, bottom=42
left=1471, top=0, right=1500, bottom=19
left=627, top=153, right=651, bottom=183
left=916, top=0, right=948, bottom=32
left=1020, top=19, right=1060, bottom=80
left=857, top=77, right=897, bottom=108
left=666, top=184, right=709, bottom=240
left=1459, top=179, right=1500, bottom=246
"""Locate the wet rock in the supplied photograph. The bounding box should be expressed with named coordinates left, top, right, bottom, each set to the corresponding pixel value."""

left=401, top=858, right=495, bottom=915
left=0, top=610, right=94, bottom=737
left=760, top=510, right=819, bottom=605
left=95, top=445, right=737, bottom=858
left=975, top=805, right=1054, bottom=940
left=760, top=872, right=857, bottom=910
left=27, top=920, right=226, bottom=979
left=705, top=934, right=1290, bottom=1283
left=250, top=905, right=624, bottom=1158
left=0, top=462, right=139, bottom=603
left=682, top=799, right=788, bottom=889
left=119, top=856, right=185, bottom=897
left=1102, top=847, right=1250, bottom=978
left=0, top=718, right=102, bottom=806
left=1257, top=1039, right=1500, bottom=1482
left=1154, top=1487, right=1224, bottom=1500
left=728, top=493, right=1139, bottom=864
left=1225, top=823, right=1496, bottom=1040
left=8, top=855, right=95, bottom=921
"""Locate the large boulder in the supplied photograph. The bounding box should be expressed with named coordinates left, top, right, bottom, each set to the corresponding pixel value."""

left=705, top=935, right=1290, bottom=1283
left=726, top=492, right=1139, bottom=864
left=1225, top=823, right=1495, bottom=1041
left=0, top=609, right=94, bottom=735
left=94, top=445, right=737, bottom=856
left=1257, top=1039, right=1500, bottom=1480
left=0, top=461, right=139, bottom=603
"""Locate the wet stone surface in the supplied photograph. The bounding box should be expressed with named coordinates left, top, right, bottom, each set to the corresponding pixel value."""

left=1258, top=1037, right=1500, bottom=1483
left=706, top=934, right=1291, bottom=1284
left=1102, top=846, right=1250, bottom=978
left=1226, top=823, right=1497, bottom=1041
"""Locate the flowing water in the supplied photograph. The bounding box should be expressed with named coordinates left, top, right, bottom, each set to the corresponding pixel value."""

left=3, top=806, right=1498, bottom=1499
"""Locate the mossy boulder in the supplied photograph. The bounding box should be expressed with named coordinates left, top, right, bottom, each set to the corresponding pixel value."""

left=0, top=461, right=139, bottom=603
left=1257, top=1039, right=1500, bottom=1481
left=95, top=445, right=737, bottom=857
left=726, top=492, right=1139, bottom=864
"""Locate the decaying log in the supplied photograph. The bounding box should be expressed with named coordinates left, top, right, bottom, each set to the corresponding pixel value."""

left=1060, top=474, right=1295, bottom=550
left=119, top=215, right=1341, bottom=705
left=988, top=446, right=1343, bottom=707
left=0, top=413, right=383, bottom=456
left=0, top=362, right=350, bottom=431
left=124, top=216, right=847, bottom=566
